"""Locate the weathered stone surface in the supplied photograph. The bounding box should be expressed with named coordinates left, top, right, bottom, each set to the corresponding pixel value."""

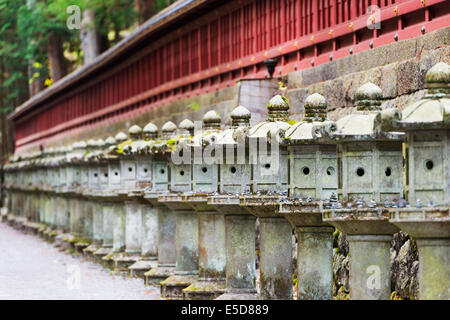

left=337, top=231, right=349, bottom=257
left=332, top=229, right=420, bottom=300
left=287, top=43, right=450, bottom=122
left=332, top=230, right=350, bottom=298
left=391, top=239, right=419, bottom=299
left=287, top=28, right=449, bottom=90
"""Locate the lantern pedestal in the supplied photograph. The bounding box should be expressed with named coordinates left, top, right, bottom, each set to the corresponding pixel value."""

left=279, top=201, right=334, bottom=300
left=323, top=208, right=399, bottom=300
left=109, top=196, right=143, bottom=275
left=93, top=198, right=116, bottom=265
left=182, top=195, right=226, bottom=300
left=82, top=194, right=104, bottom=259
left=128, top=193, right=159, bottom=279
left=158, top=194, right=198, bottom=299
left=210, top=196, right=259, bottom=300
left=240, top=195, right=293, bottom=300
left=390, top=207, right=449, bottom=300
left=144, top=192, right=176, bottom=286
left=103, top=198, right=127, bottom=271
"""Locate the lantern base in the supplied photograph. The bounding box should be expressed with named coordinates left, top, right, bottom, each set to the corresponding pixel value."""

left=183, top=280, right=226, bottom=300
left=160, top=274, right=198, bottom=300
left=129, top=259, right=158, bottom=279
left=144, top=266, right=175, bottom=286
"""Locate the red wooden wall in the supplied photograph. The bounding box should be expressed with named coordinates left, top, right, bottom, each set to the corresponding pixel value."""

left=14, top=0, right=450, bottom=149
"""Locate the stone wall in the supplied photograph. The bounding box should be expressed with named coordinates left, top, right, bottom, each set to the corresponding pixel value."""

left=286, top=27, right=450, bottom=121
left=329, top=230, right=420, bottom=300
left=36, top=79, right=279, bottom=151
left=31, top=28, right=449, bottom=152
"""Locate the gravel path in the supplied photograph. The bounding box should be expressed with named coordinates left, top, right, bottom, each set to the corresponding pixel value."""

left=0, top=223, right=160, bottom=300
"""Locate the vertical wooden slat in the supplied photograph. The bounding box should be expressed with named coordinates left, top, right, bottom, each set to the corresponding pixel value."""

left=253, top=1, right=257, bottom=54
left=207, top=23, right=211, bottom=70
left=218, top=15, right=222, bottom=65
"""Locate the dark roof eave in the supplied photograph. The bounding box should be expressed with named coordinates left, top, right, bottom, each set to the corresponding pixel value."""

left=8, top=0, right=204, bottom=121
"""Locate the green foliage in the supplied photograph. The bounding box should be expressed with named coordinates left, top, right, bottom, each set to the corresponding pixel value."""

left=187, top=102, right=200, bottom=110
left=0, top=0, right=175, bottom=116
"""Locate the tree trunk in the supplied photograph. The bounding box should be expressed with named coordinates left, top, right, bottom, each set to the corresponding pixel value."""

left=80, top=9, right=100, bottom=65
left=28, top=62, right=44, bottom=97
left=137, top=0, right=156, bottom=22
left=47, top=33, right=67, bottom=81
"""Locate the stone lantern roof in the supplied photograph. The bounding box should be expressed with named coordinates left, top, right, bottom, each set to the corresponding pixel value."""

left=143, top=122, right=158, bottom=140
left=303, top=93, right=328, bottom=121
left=84, top=139, right=105, bottom=162
left=122, top=124, right=145, bottom=155
left=192, top=111, right=222, bottom=147
left=285, top=93, right=337, bottom=144
left=105, top=136, right=116, bottom=146
left=138, top=122, right=159, bottom=154
left=179, top=119, right=194, bottom=135
left=231, top=105, right=251, bottom=127
left=202, top=110, right=221, bottom=129
left=67, top=141, right=86, bottom=163
left=249, top=95, right=291, bottom=141
left=216, top=105, right=251, bottom=146
left=354, top=82, right=383, bottom=111
left=391, top=62, right=450, bottom=131
left=115, top=131, right=127, bottom=143
left=164, top=118, right=194, bottom=154
left=96, top=138, right=105, bottom=148
left=145, top=121, right=178, bottom=155
left=128, top=124, right=143, bottom=140
left=267, top=94, right=289, bottom=121
left=161, top=121, right=177, bottom=138
left=334, top=82, right=404, bottom=141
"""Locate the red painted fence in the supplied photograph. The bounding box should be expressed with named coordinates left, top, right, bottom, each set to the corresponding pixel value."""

left=13, top=0, right=450, bottom=150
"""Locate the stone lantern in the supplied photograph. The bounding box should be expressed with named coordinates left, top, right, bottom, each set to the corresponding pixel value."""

left=209, top=105, right=258, bottom=300
left=56, top=147, right=70, bottom=236
left=278, top=93, right=337, bottom=300
left=21, top=152, right=41, bottom=234
left=102, top=132, right=128, bottom=269
left=7, top=156, right=18, bottom=226
left=37, top=150, right=51, bottom=237
left=322, top=82, right=404, bottom=300
left=2, top=160, right=13, bottom=223
left=388, top=62, right=450, bottom=300
left=111, top=124, right=147, bottom=273
left=7, top=156, right=20, bottom=227
left=60, top=141, right=85, bottom=250
left=240, top=94, right=293, bottom=300
left=12, top=155, right=28, bottom=230
left=183, top=110, right=226, bottom=300
left=92, top=136, right=119, bottom=265
left=84, top=139, right=108, bottom=259
left=17, top=154, right=30, bottom=231
left=35, top=153, right=47, bottom=229
left=158, top=118, right=199, bottom=299
left=64, top=141, right=87, bottom=251
left=144, top=121, right=180, bottom=285
left=71, top=139, right=98, bottom=254
left=44, top=147, right=61, bottom=241
left=54, top=146, right=75, bottom=248
left=127, top=122, right=161, bottom=279
left=8, top=156, right=19, bottom=225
